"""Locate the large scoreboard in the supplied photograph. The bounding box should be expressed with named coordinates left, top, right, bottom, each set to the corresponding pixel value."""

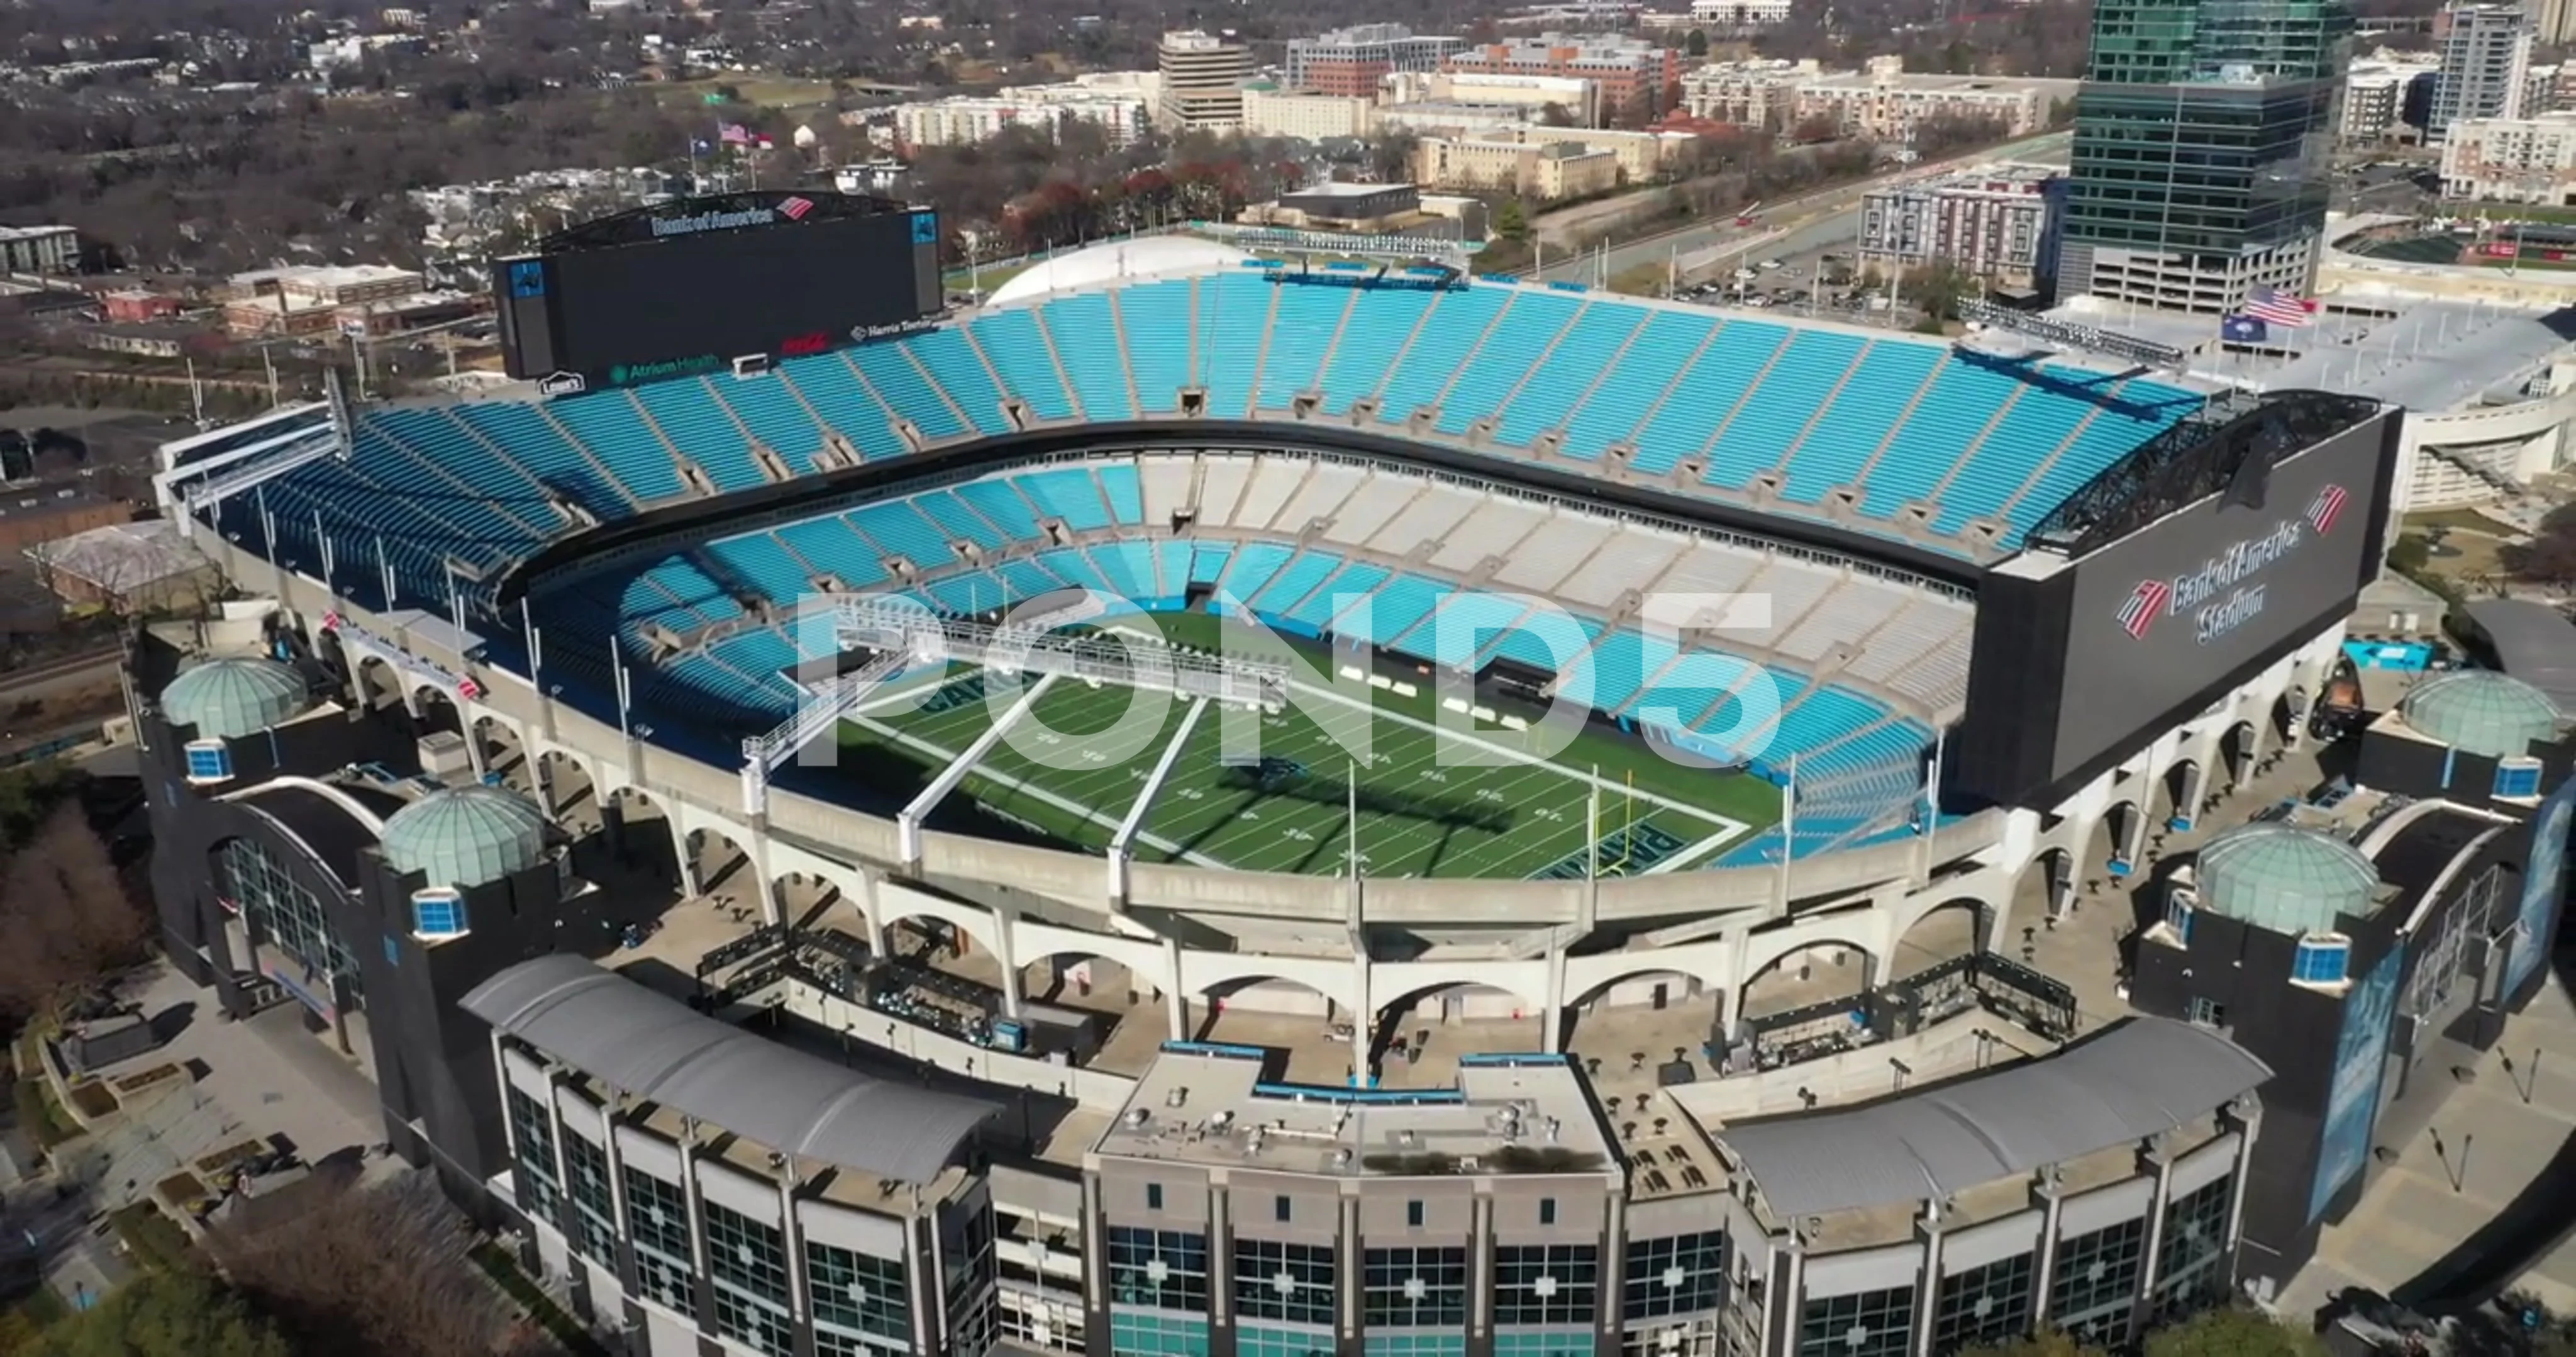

left=493, top=191, right=941, bottom=396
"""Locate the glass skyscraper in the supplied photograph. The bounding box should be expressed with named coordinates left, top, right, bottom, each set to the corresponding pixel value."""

left=2057, top=0, right=2353, bottom=314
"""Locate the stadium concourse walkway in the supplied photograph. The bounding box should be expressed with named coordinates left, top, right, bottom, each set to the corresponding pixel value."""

left=2278, top=977, right=2576, bottom=1318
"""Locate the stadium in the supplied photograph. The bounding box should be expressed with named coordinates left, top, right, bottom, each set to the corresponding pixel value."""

left=130, top=196, right=2423, bottom=1357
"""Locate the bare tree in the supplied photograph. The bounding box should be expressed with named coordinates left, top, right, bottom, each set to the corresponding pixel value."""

left=212, top=1170, right=538, bottom=1357
left=0, top=803, right=151, bottom=1025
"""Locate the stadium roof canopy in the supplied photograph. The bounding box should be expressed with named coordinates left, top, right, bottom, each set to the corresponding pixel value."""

left=988, top=234, right=1250, bottom=305
left=2462, top=598, right=2576, bottom=717
left=461, top=955, right=999, bottom=1184
left=1712, top=1017, right=2270, bottom=1218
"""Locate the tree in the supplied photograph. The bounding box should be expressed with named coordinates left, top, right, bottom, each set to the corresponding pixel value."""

left=214, top=1171, right=522, bottom=1357
left=1791, top=113, right=1842, bottom=144
left=1495, top=198, right=1530, bottom=242
left=28, top=1271, right=291, bottom=1357
left=2387, top=533, right=2433, bottom=575
left=0, top=802, right=150, bottom=1027
left=1687, top=28, right=1711, bottom=56
left=2143, top=1306, right=2329, bottom=1357
left=2500, top=506, right=2576, bottom=586
left=1538, top=101, right=1579, bottom=127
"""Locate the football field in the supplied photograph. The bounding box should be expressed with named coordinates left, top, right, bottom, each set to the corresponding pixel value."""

left=835, top=613, right=1780, bottom=880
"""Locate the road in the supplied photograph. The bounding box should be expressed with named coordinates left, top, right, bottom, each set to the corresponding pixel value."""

left=1519, top=130, right=2074, bottom=286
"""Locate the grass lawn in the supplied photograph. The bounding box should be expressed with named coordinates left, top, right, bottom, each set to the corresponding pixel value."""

left=660, top=75, right=846, bottom=111
left=2405, top=508, right=2519, bottom=537
left=837, top=611, right=1777, bottom=879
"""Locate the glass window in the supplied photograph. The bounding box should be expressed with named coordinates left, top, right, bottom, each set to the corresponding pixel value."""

left=503, top=1086, right=558, bottom=1226
left=1363, top=1246, right=1467, bottom=1329
left=557, top=1131, right=619, bottom=1267
left=2293, top=937, right=2350, bottom=986
left=1624, top=1231, right=1726, bottom=1321
left=1931, top=1252, right=2035, bottom=1353
left=1405, top=1200, right=1424, bottom=1229
left=1797, top=1285, right=1916, bottom=1357
left=1105, top=1228, right=1210, bottom=1314
left=1233, top=1238, right=1335, bottom=1327
left=2150, top=1176, right=2235, bottom=1322
left=219, top=837, right=362, bottom=1004
left=620, top=1166, right=697, bottom=1319
left=1494, top=1243, right=1596, bottom=1326
left=1146, top=1183, right=1163, bottom=1212
left=945, top=1201, right=999, bottom=1357
left=2165, top=897, right=2194, bottom=944
left=704, top=1201, right=792, bottom=1357
left=184, top=740, right=232, bottom=781
left=1274, top=1195, right=1292, bottom=1224
left=2185, top=996, right=2226, bottom=1029
left=1538, top=1198, right=1557, bottom=1226
left=2495, top=759, right=2543, bottom=799
left=1106, top=1311, right=1208, bottom=1357
left=808, top=1237, right=912, bottom=1344
left=412, top=890, right=468, bottom=939
left=2050, top=1217, right=2147, bottom=1346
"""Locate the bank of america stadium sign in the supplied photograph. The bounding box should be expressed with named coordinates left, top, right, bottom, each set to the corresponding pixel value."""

left=2119, top=485, right=2350, bottom=646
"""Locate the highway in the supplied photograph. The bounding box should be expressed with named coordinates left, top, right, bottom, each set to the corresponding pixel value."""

left=1519, top=130, right=2073, bottom=287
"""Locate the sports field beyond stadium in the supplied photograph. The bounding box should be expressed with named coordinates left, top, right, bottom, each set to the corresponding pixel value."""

left=835, top=612, right=1780, bottom=880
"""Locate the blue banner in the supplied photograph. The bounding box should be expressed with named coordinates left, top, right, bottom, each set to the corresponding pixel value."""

left=2310, top=941, right=2406, bottom=1222
left=2221, top=314, right=2268, bottom=344
left=2506, top=774, right=2576, bottom=998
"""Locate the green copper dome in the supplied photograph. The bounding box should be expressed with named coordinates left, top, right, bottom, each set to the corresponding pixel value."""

left=2196, top=823, right=2378, bottom=937
left=2400, top=670, right=2559, bottom=760
left=379, top=786, right=548, bottom=891
left=160, top=657, right=306, bottom=741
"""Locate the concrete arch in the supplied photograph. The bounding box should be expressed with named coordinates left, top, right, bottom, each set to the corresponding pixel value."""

left=2219, top=721, right=2260, bottom=788
left=1737, top=937, right=1876, bottom=1022
left=872, top=881, right=1003, bottom=961
left=353, top=654, right=402, bottom=710
left=1181, top=956, right=1357, bottom=1020
left=1890, top=897, right=1984, bottom=979
left=1373, top=961, right=1550, bottom=1019
left=1018, top=949, right=1148, bottom=1009
left=1566, top=967, right=1704, bottom=1013
left=413, top=686, right=464, bottom=740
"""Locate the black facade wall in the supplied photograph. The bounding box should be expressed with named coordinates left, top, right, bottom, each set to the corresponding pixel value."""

left=2353, top=727, right=2576, bottom=815
left=2129, top=898, right=2407, bottom=1270
left=1951, top=567, right=2075, bottom=808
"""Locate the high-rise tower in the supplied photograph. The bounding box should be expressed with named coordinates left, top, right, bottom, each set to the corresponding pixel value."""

left=2055, top=0, right=2353, bottom=315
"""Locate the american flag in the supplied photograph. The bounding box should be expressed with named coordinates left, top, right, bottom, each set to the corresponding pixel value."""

left=718, top=122, right=751, bottom=145
left=779, top=195, right=814, bottom=220
left=2244, top=285, right=2319, bottom=328
left=2307, top=484, right=2349, bottom=535
left=2118, top=579, right=2172, bottom=639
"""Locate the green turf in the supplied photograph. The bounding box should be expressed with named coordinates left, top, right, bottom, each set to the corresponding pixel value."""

left=836, top=611, right=1780, bottom=879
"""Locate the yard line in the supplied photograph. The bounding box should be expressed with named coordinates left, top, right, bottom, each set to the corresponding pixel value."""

left=1289, top=679, right=1743, bottom=826
left=847, top=714, right=1225, bottom=868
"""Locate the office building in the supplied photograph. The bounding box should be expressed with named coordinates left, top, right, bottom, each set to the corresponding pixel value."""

left=1689, top=0, right=1796, bottom=25
left=2440, top=109, right=2576, bottom=201
left=1858, top=162, right=2068, bottom=288
left=1284, top=23, right=1463, bottom=98
left=1790, top=57, right=2073, bottom=142
left=2055, top=0, right=2353, bottom=314
left=1442, top=33, right=1682, bottom=121
left=2343, top=59, right=2436, bottom=140
left=892, top=94, right=1150, bottom=150
left=1413, top=134, right=1623, bottom=199
left=1157, top=31, right=1253, bottom=132
left=1240, top=87, right=1377, bottom=142
left=2429, top=4, right=2534, bottom=142
left=0, top=225, right=77, bottom=274
left=1680, top=60, right=1816, bottom=128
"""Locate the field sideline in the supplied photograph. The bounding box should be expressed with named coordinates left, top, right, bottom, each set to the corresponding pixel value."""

left=832, top=611, right=1782, bottom=880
